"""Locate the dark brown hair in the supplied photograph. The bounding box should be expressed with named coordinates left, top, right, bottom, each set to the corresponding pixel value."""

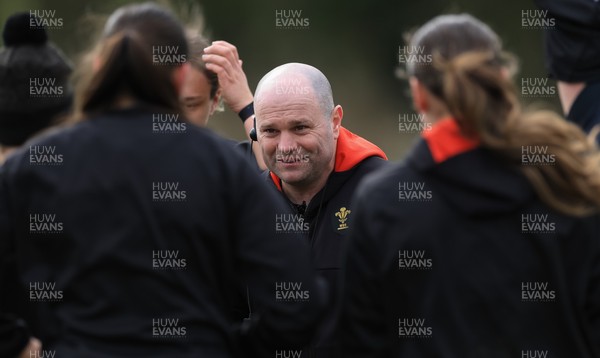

left=74, top=2, right=188, bottom=117
left=187, top=35, right=219, bottom=99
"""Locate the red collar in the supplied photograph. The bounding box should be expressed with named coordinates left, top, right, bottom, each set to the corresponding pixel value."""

left=422, top=118, right=480, bottom=164
left=270, top=171, right=283, bottom=191
left=269, top=126, right=387, bottom=191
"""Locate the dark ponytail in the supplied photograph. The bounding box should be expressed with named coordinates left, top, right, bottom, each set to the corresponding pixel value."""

left=74, top=3, right=187, bottom=117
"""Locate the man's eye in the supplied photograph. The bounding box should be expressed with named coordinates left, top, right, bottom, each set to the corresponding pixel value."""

left=263, top=128, right=276, bottom=134
left=295, top=125, right=308, bottom=131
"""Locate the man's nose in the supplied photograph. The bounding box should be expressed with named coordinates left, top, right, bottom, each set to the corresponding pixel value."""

left=277, top=131, right=296, bottom=151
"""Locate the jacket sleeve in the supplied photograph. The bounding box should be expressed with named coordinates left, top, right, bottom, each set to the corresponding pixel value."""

left=228, top=158, right=328, bottom=356
left=0, top=314, right=30, bottom=358
left=586, top=217, right=600, bottom=353
left=0, top=164, right=31, bottom=357
left=340, top=176, right=389, bottom=358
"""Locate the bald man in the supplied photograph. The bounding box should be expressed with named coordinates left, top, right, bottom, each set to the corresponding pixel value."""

left=252, top=63, right=388, bottom=358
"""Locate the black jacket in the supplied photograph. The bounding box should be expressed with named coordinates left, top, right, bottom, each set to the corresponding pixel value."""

left=535, top=0, right=600, bottom=83
left=0, top=106, right=326, bottom=358
left=568, top=81, right=600, bottom=143
left=265, top=127, right=387, bottom=358
left=341, top=118, right=600, bottom=358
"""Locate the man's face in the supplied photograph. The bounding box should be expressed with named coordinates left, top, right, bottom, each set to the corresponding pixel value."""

left=256, top=83, right=337, bottom=189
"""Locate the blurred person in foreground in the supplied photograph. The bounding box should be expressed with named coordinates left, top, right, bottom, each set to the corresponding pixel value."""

left=341, top=14, right=600, bottom=357
left=253, top=62, right=388, bottom=357
left=535, top=0, right=600, bottom=141
left=0, top=3, right=325, bottom=357
left=0, top=12, right=72, bottom=163
left=0, top=11, right=73, bottom=358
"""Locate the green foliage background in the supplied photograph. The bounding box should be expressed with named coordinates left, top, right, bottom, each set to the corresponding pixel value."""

left=1, top=0, right=557, bottom=160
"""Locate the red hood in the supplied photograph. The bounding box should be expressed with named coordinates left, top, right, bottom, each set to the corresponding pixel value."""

left=422, top=117, right=479, bottom=164
left=269, top=126, right=387, bottom=191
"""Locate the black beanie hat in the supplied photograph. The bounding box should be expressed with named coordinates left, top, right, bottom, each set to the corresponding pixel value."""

left=535, top=0, right=600, bottom=83
left=0, top=12, right=73, bottom=146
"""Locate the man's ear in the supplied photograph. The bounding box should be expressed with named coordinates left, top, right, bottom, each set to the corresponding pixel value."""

left=331, top=105, right=343, bottom=140
left=172, top=63, right=191, bottom=95
left=409, top=77, right=428, bottom=113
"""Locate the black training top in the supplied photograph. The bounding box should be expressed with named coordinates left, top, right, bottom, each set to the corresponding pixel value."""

left=0, top=105, right=326, bottom=358
left=341, top=118, right=600, bottom=358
